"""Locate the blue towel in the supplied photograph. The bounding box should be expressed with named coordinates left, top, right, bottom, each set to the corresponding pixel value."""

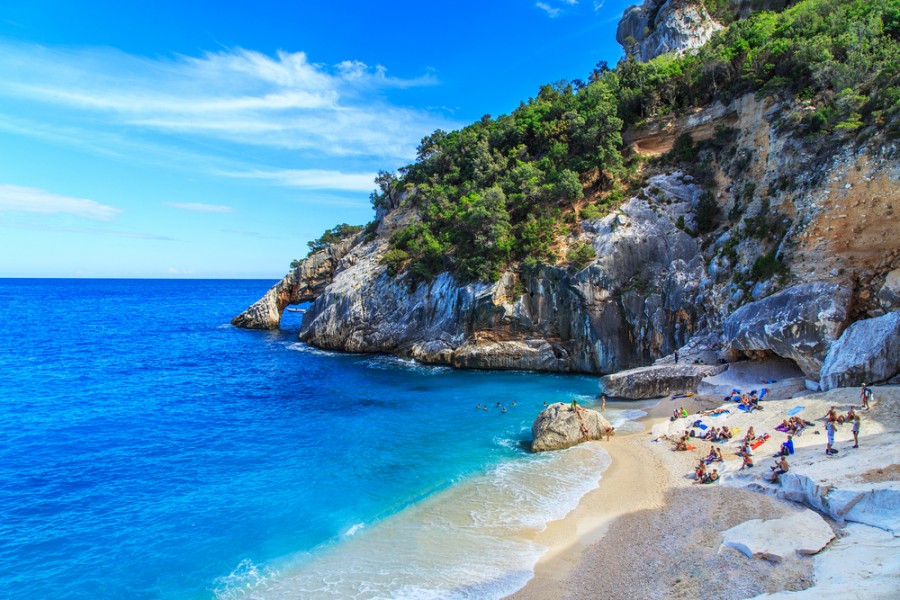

left=698, top=423, right=708, bottom=430
left=737, top=404, right=751, bottom=412
left=759, top=388, right=768, bottom=400
left=786, top=405, right=804, bottom=416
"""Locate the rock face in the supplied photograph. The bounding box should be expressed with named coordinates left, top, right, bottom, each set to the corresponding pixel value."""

left=600, top=363, right=726, bottom=399
left=231, top=238, right=358, bottom=330
left=291, top=190, right=706, bottom=374
left=616, top=0, right=723, bottom=63
left=819, top=311, right=900, bottom=390
left=531, top=403, right=612, bottom=452
left=723, top=283, right=852, bottom=380
left=721, top=510, right=835, bottom=562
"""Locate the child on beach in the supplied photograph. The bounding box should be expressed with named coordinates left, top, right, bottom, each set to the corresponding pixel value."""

left=860, top=383, right=872, bottom=410
left=851, top=414, right=860, bottom=448
left=825, top=419, right=837, bottom=455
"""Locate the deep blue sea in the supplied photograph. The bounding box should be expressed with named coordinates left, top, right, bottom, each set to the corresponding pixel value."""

left=0, top=279, right=645, bottom=599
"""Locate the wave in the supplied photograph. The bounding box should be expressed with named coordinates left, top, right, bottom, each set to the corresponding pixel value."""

left=217, top=445, right=610, bottom=599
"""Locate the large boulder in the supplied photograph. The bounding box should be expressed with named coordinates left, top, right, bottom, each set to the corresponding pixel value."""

left=721, top=509, right=835, bottom=562
left=723, top=283, right=852, bottom=380
left=531, top=403, right=612, bottom=452
left=819, top=311, right=900, bottom=390
left=599, top=363, right=727, bottom=399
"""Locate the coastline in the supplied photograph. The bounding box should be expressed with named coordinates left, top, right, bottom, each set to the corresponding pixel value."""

left=509, top=387, right=900, bottom=599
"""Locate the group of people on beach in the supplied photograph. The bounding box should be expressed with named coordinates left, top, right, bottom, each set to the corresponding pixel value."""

left=675, top=381, right=875, bottom=484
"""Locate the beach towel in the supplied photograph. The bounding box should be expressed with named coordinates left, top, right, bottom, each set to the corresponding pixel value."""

left=697, top=423, right=708, bottom=430
left=685, top=444, right=697, bottom=451
left=775, top=424, right=791, bottom=432
left=737, top=404, right=751, bottom=412
left=786, top=405, right=805, bottom=416
left=750, top=434, right=770, bottom=450
left=759, top=388, right=768, bottom=400
left=709, top=410, right=730, bottom=417
left=731, top=427, right=741, bottom=434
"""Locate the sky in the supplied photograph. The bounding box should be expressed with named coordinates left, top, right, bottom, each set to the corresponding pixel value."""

left=0, top=0, right=636, bottom=278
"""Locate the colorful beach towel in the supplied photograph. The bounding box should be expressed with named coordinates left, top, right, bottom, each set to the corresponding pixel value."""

left=775, top=424, right=791, bottom=432
left=786, top=405, right=805, bottom=416
left=709, top=410, right=730, bottom=417
left=750, top=434, right=770, bottom=450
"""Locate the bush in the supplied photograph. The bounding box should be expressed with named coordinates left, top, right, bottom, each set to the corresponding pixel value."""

left=694, top=192, right=719, bottom=234
left=581, top=203, right=602, bottom=220
left=568, top=243, right=597, bottom=270
left=307, top=223, right=363, bottom=255
left=380, top=249, right=410, bottom=277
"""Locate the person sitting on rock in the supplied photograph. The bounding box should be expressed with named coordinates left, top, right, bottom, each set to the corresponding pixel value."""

left=736, top=441, right=752, bottom=458
left=705, top=446, right=718, bottom=463
left=769, top=456, right=789, bottom=483
left=740, top=453, right=754, bottom=469
left=671, top=409, right=681, bottom=421
left=777, top=435, right=794, bottom=456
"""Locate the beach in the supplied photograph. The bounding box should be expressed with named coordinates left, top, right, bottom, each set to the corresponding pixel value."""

left=510, top=385, right=900, bottom=599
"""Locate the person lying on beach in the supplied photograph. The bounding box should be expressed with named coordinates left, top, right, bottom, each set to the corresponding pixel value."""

left=699, top=407, right=730, bottom=416
left=769, top=456, right=789, bottom=483
left=740, top=454, right=754, bottom=469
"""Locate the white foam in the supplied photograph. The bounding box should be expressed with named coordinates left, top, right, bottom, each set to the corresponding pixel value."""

left=213, top=559, right=278, bottom=599
left=362, top=355, right=452, bottom=375
left=284, top=342, right=345, bottom=358
left=236, top=445, right=611, bottom=599
left=343, top=523, right=365, bottom=537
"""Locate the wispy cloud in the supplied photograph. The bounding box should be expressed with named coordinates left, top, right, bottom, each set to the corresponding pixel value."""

left=222, top=168, right=377, bottom=192
left=0, top=184, right=121, bottom=220
left=164, top=202, right=233, bottom=213
left=0, top=42, right=457, bottom=162
left=536, top=0, right=580, bottom=17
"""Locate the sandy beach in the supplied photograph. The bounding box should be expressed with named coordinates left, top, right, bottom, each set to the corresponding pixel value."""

left=509, top=383, right=900, bottom=599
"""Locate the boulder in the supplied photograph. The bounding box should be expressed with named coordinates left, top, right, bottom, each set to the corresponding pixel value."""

left=531, top=403, right=612, bottom=452
left=721, top=509, right=834, bottom=562
left=599, top=363, right=727, bottom=399
left=819, top=311, right=900, bottom=390
left=723, top=283, right=852, bottom=380
left=878, top=268, right=900, bottom=310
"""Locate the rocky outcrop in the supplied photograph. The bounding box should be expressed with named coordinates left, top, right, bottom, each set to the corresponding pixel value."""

left=878, top=269, right=900, bottom=311
left=819, top=311, right=900, bottom=390
left=721, top=510, right=835, bottom=562
left=723, top=283, right=852, bottom=380
left=292, top=189, right=706, bottom=374
left=231, top=237, right=358, bottom=329
left=531, top=403, right=612, bottom=452
left=616, top=0, right=723, bottom=63
left=600, top=363, right=726, bottom=399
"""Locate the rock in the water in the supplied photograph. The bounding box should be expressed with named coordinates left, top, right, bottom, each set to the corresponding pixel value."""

left=616, top=0, right=723, bottom=63
left=599, top=363, right=726, bottom=399
left=232, top=238, right=357, bottom=329
left=531, top=403, right=612, bottom=452
left=721, top=509, right=835, bottom=562
left=819, top=311, right=900, bottom=390
left=723, top=282, right=852, bottom=380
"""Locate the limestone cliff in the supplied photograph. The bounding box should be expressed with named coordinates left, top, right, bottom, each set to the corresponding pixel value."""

left=233, top=2, right=900, bottom=386
left=616, top=0, right=723, bottom=63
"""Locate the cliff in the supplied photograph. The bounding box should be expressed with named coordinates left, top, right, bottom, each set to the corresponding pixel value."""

left=234, top=0, right=900, bottom=386
left=616, top=0, right=723, bottom=63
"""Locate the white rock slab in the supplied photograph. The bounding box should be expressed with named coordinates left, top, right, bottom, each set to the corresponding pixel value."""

left=721, top=509, right=834, bottom=562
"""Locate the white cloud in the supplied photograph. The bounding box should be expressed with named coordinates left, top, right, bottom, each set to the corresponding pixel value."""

left=222, top=168, right=378, bottom=192
left=0, top=42, right=455, bottom=161
left=164, top=202, right=233, bottom=213
left=536, top=2, right=562, bottom=17
left=0, top=184, right=121, bottom=220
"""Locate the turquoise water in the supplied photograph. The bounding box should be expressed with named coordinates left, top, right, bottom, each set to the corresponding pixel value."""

left=0, top=279, right=640, bottom=599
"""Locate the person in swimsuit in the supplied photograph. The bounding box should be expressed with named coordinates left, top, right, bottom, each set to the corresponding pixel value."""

left=851, top=414, right=860, bottom=448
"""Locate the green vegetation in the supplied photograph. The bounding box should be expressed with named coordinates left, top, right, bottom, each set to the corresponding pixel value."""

left=567, top=243, right=597, bottom=270
left=357, top=0, right=898, bottom=284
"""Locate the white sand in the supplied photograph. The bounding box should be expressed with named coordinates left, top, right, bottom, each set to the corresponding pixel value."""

left=508, top=380, right=900, bottom=600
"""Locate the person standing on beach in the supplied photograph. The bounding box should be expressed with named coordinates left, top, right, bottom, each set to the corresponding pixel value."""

left=825, top=419, right=837, bottom=454
left=860, top=383, right=872, bottom=410
left=600, top=394, right=606, bottom=412
left=851, top=414, right=860, bottom=448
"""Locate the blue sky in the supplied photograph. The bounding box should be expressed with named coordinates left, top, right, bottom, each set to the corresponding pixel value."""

left=0, top=0, right=635, bottom=278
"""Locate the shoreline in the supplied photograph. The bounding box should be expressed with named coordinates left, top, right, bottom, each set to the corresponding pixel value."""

left=508, top=387, right=900, bottom=599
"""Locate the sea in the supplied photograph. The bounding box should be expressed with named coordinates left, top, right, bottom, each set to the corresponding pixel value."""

left=0, top=279, right=650, bottom=599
